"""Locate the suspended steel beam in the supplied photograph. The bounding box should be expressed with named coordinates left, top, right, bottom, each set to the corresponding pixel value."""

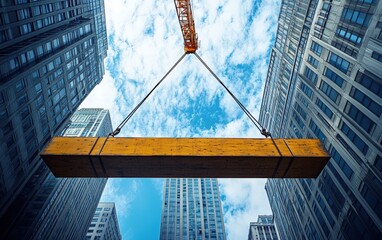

left=40, top=137, right=330, bottom=178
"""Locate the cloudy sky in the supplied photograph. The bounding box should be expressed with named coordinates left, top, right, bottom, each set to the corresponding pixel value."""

left=80, top=0, right=281, bottom=239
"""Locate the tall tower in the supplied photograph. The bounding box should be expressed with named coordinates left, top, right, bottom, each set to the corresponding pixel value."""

left=0, top=0, right=108, bottom=236
left=87, top=202, right=122, bottom=240
left=1, top=108, right=112, bottom=239
left=160, top=178, right=226, bottom=240
left=248, top=215, right=279, bottom=240
left=260, top=0, right=382, bottom=239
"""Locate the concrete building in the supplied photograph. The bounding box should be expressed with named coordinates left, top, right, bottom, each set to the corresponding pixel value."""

left=1, top=108, right=112, bottom=239
left=0, top=0, right=107, bottom=235
left=0, top=0, right=108, bottom=238
left=87, top=202, right=122, bottom=240
left=160, top=178, right=226, bottom=240
left=248, top=215, right=278, bottom=240
left=0, top=0, right=107, bottom=212
left=260, top=0, right=382, bottom=239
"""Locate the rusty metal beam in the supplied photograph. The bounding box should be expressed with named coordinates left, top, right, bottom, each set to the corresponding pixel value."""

left=40, top=137, right=330, bottom=178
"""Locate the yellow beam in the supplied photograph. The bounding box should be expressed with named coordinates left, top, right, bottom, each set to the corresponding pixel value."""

left=40, top=137, right=330, bottom=178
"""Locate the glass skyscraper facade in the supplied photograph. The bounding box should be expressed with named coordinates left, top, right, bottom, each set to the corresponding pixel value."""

left=248, top=215, right=279, bottom=240
left=0, top=0, right=109, bottom=235
left=87, top=202, right=122, bottom=240
left=260, top=0, right=382, bottom=239
left=1, top=108, right=112, bottom=239
left=160, top=178, right=226, bottom=240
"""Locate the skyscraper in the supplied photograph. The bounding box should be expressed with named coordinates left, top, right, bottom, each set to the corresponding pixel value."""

left=160, top=178, right=226, bottom=240
left=260, top=0, right=382, bottom=239
left=87, top=202, right=122, bottom=240
left=1, top=108, right=112, bottom=239
left=0, top=0, right=108, bottom=237
left=248, top=215, right=279, bottom=240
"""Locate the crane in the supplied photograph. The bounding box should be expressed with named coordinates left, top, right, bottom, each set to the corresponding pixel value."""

left=174, top=0, right=198, bottom=53
left=40, top=1, right=330, bottom=178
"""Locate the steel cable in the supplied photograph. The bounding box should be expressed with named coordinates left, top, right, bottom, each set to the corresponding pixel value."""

left=110, top=53, right=187, bottom=136
left=194, top=52, right=271, bottom=138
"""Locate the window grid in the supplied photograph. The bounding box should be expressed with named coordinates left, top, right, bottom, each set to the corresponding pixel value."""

left=310, top=41, right=323, bottom=56
left=340, top=122, right=369, bottom=155
left=350, top=87, right=382, bottom=117
left=324, top=68, right=344, bottom=87
left=328, top=52, right=350, bottom=74
left=344, top=102, right=375, bottom=134
left=319, top=81, right=340, bottom=104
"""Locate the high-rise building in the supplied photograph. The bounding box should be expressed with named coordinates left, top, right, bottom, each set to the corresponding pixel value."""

left=0, top=0, right=108, bottom=238
left=87, top=202, right=122, bottom=240
left=160, top=178, right=226, bottom=240
left=248, top=215, right=279, bottom=240
left=260, top=0, right=382, bottom=239
left=1, top=108, right=112, bottom=239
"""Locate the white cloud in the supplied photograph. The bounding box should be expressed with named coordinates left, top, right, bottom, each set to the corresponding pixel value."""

left=81, top=0, right=281, bottom=239
left=100, top=179, right=137, bottom=217
left=219, top=179, right=272, bottom=239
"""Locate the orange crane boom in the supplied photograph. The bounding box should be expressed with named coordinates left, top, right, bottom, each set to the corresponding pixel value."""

left=174, top=0, right=198, bottom=53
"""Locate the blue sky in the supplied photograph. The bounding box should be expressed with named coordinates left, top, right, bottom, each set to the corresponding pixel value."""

left=80, top=0, right=281, bottom=239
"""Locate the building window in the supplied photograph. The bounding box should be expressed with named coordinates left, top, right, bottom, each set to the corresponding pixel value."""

left=17, top=93, right=28, bottom=107
left=300, top=82, right=313, bottom=98
left=20, top=23, right=32, bottom=34
left=316, top=194, right=335, bottom=227
left=355, top=72, right=382, bottom=97
left=52, top=38, right=60, bottom=49
left=36, top=45, right=44, bottom=57
left=15, top=79, right=26, bottom=93
left=309, top=120, right=326, bottom=143
left=336, top=27, right=363, bottom=45
left=35, top=19, right=43, bottom=29
left=324, top=68, right=344, bottom=87
left=340, top=122, right=368, bottom=155
left=9, top=58, right=19, bottom=70
left=356, top=0, right=374, bottom=4
left=328, top=52, right=350, bottom=74
left=331, top=40, right=358, bottom=58
left=330, top=147, right=353, bottom=179
left=310, top=41, right=323, bottom=56
left=349, top=87, right=381, bottom=116
left=17, top=8, right=31, bottom=20
left=316, top=98, right=333, bottom=119
left=54, top=57, right=62, bottom=66
left=371, top=51, right=382, bottom=62
left=307, top=55, right=319, bottom=68
left=45, top=42, right=52, bottom=53
left=47, top=61, right=54, bottom=71
left=344, top=102, right=375, bottom=133
left=292, top=112, right=305, bottom=129
left=303, top=67, right=318, bottom=85
left=294, top=103, right=307, bottom=120
left=319, top=81, right=340, bottom=104
left=341, top=7, right=371, bottom=27
left=27, top=50, right=35, bottom=62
